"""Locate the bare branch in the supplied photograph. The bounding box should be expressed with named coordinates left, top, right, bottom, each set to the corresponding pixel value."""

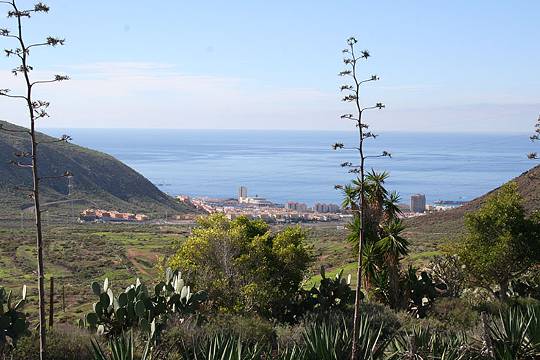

left=364, top=151, right=392, bottom=159
left=39, top=171, right=73, bottom=181
left=13, top=185, right=33, bottom=192
left=9, top=160, right=33, bottom=168
left=359, top=75, right=379, bottom=85
left=31, top=74, right=69, bottom=86
left=27, top=37, right=65, bottom=50
left=14, top=151, right=31, bottom=157
left=0, top=89, right=27, bottom=100
left=361, top=103, right=385, bottom=112
left=36, top=134, right=71, bottom=144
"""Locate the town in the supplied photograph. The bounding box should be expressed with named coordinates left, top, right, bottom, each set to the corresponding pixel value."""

left=177, top=186, right=349, bottom=223
left=176, top=187, right=464, bottom=223
left=79, top=209, right=149, bottom=223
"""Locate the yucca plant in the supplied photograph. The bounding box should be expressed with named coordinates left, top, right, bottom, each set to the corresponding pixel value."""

left=302, top=316, right=386, bottom=360
left=488, top=305, right=540, bottom=360
left=91, top=331, right=152, bottom=360
left=184, top=333, right=263, bottom=360
left=386, top=326, right=470, bottom=360
left=274, top=345, right=305, bottom=360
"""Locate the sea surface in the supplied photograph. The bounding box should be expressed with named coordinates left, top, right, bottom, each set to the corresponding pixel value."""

left=46, top=129, right=535, bottom=206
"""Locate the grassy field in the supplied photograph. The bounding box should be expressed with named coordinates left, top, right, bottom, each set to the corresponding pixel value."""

left=0, top=218, right=443, bottom=325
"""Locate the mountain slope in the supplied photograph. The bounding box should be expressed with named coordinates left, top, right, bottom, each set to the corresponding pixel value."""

left=404, top=164, right=540, bottom=246
left=0, top=120, right=194, bottom=219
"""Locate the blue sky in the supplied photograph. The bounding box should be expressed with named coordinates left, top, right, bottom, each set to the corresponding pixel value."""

left=0, top=0, right=539, bottom=131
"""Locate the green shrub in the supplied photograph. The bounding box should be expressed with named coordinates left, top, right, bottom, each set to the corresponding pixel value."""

left=11, top=325, right=93, bottom=360
left=359, top=303, right=401, bottom=340
left=430, top=297, right=479, bottom=330
left=155, top=314, right=274, bottom=359
left=168, top=214, right=312, bottom=321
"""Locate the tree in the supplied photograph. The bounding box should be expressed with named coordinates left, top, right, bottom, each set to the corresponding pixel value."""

left=342, top=171, right=408, bottom=308
left=452, top=182, right=540, bottom=300
left=529, top=114, right=540, bottom=160
left=0, top=2, right=69, bottom=358
left=168, top=214, right=312, bottom=321
left=333, top=37, right=388, bottom=360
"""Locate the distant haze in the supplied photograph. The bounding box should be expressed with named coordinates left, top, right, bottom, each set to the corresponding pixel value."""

left=0, top=1, right=538, bottom=132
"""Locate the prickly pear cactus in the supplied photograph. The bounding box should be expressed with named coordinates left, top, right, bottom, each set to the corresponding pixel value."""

left=81, top=268, right=206, bottom=338
left=0, top=285, right=29, bottom=347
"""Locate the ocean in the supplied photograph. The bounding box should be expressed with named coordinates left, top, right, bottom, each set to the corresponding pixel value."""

left=46, top=129, right=535, bottom=206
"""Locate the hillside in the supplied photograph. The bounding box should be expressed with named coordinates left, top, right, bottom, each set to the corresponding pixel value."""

left=0, top=121, right=194, bottom=220
left=405, top=164, right=540, bottom=247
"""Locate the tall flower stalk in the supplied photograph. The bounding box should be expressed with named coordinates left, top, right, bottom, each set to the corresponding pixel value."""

left=333, top=36, right=388, bottom=360
left=0, top=1, right=69, bottom=358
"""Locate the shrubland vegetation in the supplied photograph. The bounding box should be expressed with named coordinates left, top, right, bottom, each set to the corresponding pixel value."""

left=0, top=182, right=537, bottom=359
left=0, top=1, right=538, bottom=358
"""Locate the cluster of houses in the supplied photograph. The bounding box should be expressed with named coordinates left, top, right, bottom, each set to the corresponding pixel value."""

left=79, top=209, right=148, bottom=223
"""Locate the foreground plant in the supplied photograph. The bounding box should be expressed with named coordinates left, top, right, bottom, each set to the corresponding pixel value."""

left=0, top=1, right=70, bottom=358
left=341, top=171, right=408, bottom=309
left=168, top=214, right=312, bottom=322
left=333, top=36, right=389, bottom=359
left=386, top=326, right=470, bottom=360
left=488, top=305, right=540, bottom=359
left=302, top=316, right=386, bottom=360
left=0, top=285, right=28, bottom=352
left=91, top=331, right=152, bottom=360
left=82, top=269, right=206, bottom=339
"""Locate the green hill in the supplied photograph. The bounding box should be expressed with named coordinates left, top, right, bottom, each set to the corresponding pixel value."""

left=0, top=120, right=194, bottom=220
left=404, top=164, right=540, bottom=249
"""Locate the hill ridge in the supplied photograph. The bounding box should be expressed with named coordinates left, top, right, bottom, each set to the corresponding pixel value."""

left=405, top=163, right=540, bottom=244
left=0, top=120, right=193, bottom=219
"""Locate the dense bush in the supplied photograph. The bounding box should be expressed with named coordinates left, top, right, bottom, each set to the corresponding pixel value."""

left=168, top=214, right=312, bottom=321
left=11, top=325, right=93, bottom=360
left=430, top=297, right=479, bottom=331
left=451, top=182, right=540, bottom=300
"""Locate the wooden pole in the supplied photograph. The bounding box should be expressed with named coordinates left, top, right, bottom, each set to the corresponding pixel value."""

left=49, top=276, right=54, bottom=328
left=62, top=280, right=65, bottom=312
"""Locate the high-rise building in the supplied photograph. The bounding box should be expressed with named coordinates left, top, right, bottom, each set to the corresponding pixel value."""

left=238, top=186, right=248, bottom=200
left=410, top=194, right=426, bottom=213
left=286, top=202, right=308, bottom=211
left=314, top=203, right=340, bottom=213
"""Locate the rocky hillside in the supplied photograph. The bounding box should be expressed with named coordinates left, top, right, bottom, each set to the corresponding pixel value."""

left=0, top=121, right=194, bottom=220
left=405, top=164, right=540, bottom=245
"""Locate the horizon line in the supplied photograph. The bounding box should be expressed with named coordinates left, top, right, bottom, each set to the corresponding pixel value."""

left=39, top=127, right=532, bottom=135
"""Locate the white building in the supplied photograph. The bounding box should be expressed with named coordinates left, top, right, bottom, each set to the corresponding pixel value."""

left=239, top=195, right=273, bottom=206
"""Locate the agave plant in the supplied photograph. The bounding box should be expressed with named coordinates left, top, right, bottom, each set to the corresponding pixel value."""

left=302, top=315, right=386, bottom=360
left=91, top=331, right=152, bottom=360
left=0, top=285, right=28, bottom=348
left=386, top=326, right=470, bottom=360
left=488, top=305, right=540, bottom=360
left=185, top=333, right=263, bottom=360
